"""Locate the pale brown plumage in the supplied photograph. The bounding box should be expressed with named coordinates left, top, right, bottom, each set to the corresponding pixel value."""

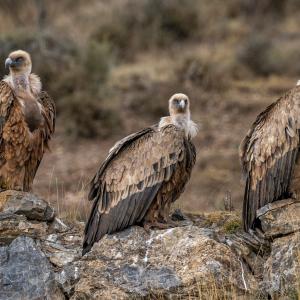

left=0, top=50, right=55, bottom=191
left=240, top=84, right=300, bottom=232
left=83, top=93, right=197, bottom=254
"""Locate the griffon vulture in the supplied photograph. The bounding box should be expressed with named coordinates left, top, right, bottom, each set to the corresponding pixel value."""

left=83, top=93, right=197, bottom=254
left=0, top=50, right=55, bottom=191
left=240, top=82, right=300, bottom=231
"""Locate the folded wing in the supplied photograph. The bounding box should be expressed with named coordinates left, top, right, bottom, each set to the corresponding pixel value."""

left=83, top=125, right=187, bottom=254
left=0, top=81, right=15, bottom=166
left=240, top=87, right=300, bottom=231
left=23, top=91, right=56, bottom=190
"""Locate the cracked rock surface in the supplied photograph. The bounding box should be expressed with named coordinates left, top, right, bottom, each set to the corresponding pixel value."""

left=0, top=191, right=299, bottom=299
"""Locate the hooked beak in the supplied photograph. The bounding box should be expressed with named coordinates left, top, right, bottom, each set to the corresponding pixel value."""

left=5, top=58, right=13, bottom=69
left=179, top=99, right=185, bottom=109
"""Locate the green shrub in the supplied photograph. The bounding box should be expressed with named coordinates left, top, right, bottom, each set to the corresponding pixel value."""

left=92, top=0, right=200, bottom=59
left=57, top=40, right=121, bottom=138
left=0, top=31, right=121, bottom=139
left=61, top=92, right=121, bottom=139
left=237, top=33, right=300, bottom=77
left=223, top=219, right=241, bottom=234
left=237, top=34, right=280, bottom=76
left=0, top=30, right=77, bottom=98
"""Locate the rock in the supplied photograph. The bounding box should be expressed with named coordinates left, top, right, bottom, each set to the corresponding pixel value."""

left=0, top=212, right=48, bottom=245
left=71, top=226, right=258, bottom=299
left=56, top=264, right=80, bottom=297
left=41, top=228, right=82, bottom=267
left=257, top=199, right=300, bottom=238
left=48, top=217, right=70, bottom=233
left=0, top=190, right=55, bottom=221
left=262, top=232, right=300, bottom=298
left=224, top=231, right=270, bottom=277
left=0, top=236, right=64, bottom=300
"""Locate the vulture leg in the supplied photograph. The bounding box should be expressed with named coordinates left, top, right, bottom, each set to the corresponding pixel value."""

left=143, top=199, right=182, bottom=230
left=159, top=208, right=181, bottom=227
left=143, top=195, right=177, bottom=231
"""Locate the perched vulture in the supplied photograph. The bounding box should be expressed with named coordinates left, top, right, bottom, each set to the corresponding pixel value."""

left=240, top=83, right=300, bottom=231
left=0, top=50, right=55, bottom=191
left=83, top=93, right=197, bottom=254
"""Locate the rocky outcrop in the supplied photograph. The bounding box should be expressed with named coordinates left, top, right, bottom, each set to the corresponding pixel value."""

left=0, top=191, right=299, bottom=299
left=70, top=226, right=258, bottom=299
left=257, top=199, right=300, bottom=298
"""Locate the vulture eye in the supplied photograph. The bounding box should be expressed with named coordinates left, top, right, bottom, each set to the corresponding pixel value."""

left=16, top=57, right=23, bottom=62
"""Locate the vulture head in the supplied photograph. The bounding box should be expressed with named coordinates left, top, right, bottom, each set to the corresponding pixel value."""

left=169, top=93, right=190, bottom=116
left=5, top=50, right=32, bottom=75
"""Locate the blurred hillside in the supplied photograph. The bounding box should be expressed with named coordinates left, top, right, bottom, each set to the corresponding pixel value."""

left=0, top=0, right=300, bottom=220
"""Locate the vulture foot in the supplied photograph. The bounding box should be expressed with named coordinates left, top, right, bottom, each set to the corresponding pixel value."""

left=143, top=220, right=176, bottom=232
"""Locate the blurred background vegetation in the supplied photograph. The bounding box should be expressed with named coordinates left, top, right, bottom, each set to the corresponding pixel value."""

left=0, top=0, right=300, bottom=220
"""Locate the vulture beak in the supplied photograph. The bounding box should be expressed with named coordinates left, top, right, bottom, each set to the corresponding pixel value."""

left=179, top=99, right=185, bottom=109
left=5, top=58, right=13, bottom=69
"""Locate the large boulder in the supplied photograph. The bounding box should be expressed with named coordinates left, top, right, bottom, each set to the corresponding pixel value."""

left=0, top=190, right=54, bottom=221
left=70, top=226, right=258, bottom=299
left=0, top=236, right=64, bottom=300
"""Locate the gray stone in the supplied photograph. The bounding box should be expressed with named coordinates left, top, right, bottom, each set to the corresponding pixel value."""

left=1, top=190, right=55, bottom=221
left=40, top=228, right=82, bottom=268
left=56, top=264, right=80, bottom=297
left=263, top=232, right=300, bottom=298
left=48, top=217, right=70, bottom=233
left=258, top=199, right=300, bottom=238
left=224, top=231, right=270, bottom=277
left=0, top=212, right=47, bottom=245
left=0, top=236, right=64, bottom=300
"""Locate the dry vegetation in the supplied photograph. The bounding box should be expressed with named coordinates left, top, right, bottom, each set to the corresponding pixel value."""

left=0, top=0, right=300, bottom=221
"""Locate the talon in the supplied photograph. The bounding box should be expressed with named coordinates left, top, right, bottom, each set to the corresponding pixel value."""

left=143, top=223, right=151, bottom=233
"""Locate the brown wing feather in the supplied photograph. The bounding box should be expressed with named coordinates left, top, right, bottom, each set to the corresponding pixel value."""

left=240, top=86, right=300, bottom=231
left=0, top=81, right=15, bottom=166
left=83, top=125, right=187, bottom=254
left=38, top=91, right=56, bottom=145
left=23, top=91, right=56, bottom=191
